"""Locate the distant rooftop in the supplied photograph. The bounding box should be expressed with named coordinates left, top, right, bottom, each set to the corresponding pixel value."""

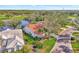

left=0, top=26, right=14, bottom=31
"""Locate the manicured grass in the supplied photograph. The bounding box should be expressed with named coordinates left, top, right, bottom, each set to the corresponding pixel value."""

left=72, top=42, right=79, bottom=48
left=0, top=15, right=12, bottom=20
left=23, top=34, right=56, bottom=52
left=11, top=15, right=26, bottom=20
left=71, top=40, right=79, bottom=52
left=42, top=38, right=56, bottom=52
left=72, top=32, right=79, bottom=36
left=72, top=32, right=79, bottom=52
left=0, top=15, right=7, bottom=20
left=23, top=34, right=36, bottom=44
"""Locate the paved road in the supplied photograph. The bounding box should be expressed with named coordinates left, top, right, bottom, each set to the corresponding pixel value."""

left=50, top=27, right=75, bottom=53
left=50, top=39, right=73, bottom=53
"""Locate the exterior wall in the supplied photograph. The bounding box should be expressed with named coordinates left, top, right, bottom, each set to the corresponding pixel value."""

left=7, top=48, right=12, bottom=52
left=23, top=27, right=45, bottom=38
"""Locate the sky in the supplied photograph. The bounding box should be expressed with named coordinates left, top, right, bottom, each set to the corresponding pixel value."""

left=0, top=5, right=79, bottom=10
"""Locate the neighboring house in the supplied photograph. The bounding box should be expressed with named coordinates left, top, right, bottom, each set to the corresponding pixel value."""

left=0, top=29, right=24, bottom=52
left=20, top=19, right=30, bottom=28
left=0, top=26, right=14, bottom=31
left=2, top=20, right=13, bottom=26
left=23, top=21, right=45, bottom=38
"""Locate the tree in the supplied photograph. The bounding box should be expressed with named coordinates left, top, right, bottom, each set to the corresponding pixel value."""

left=0, top=21, right=4, bottom=26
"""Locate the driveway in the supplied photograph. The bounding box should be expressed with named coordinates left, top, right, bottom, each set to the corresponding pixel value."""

left=50, top=39, right=73, bottom=53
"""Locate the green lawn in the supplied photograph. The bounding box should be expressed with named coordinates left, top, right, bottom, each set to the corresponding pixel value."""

left=11, top=15, right=26, bottom=21
left=72, top=42, right=79, bottom=48
left=42, top=38, right=56, bottom=52
left=23, top=34, right=56, bottom=53
left=23, top=34, right=36, bottom=44
left=71, top=40, right=79, bottom=53
left=71, top=32, right=79, bottom=52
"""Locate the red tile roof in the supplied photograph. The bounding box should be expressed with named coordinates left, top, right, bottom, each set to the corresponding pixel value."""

left=25, top=21, right=45, bottom=36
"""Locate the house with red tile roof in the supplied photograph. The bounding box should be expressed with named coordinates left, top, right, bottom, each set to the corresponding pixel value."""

left=23, top=21, right=45, bottom=38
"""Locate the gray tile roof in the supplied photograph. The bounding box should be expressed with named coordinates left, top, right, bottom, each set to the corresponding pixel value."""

left=0, top=29, right=24, bottom=52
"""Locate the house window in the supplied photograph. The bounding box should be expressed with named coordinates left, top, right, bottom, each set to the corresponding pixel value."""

left=8, top=48, right=14, bottom=52
left=2, top=40, right=7, bottom=47
left=16, top=45, right=21, bottom=50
